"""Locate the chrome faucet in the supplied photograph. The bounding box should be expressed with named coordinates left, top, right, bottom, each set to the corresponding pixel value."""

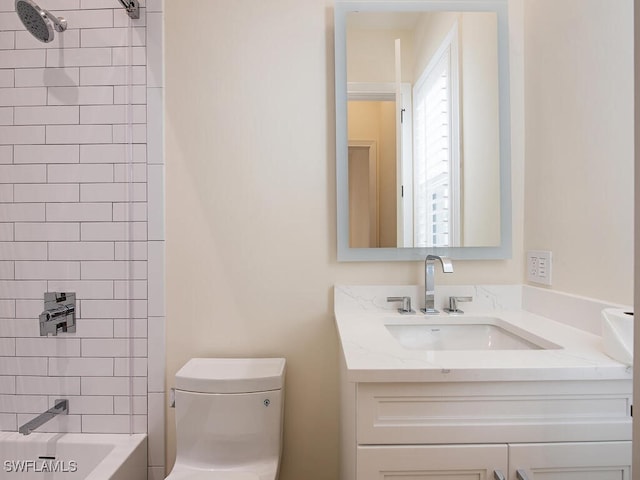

left=19, top=399, right=68, bottom=435
left=421, top=255, right=453, bottom=314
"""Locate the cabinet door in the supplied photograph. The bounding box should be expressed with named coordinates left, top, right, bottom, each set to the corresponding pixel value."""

left=508, top=442, right=631, bottom=480
left=357, top=444, right=508, bottom=480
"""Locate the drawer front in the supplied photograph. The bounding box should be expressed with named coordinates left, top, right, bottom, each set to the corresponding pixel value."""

left=357, top=444, right=508, bottom=480
left=357, top=381, right=632, bottom=445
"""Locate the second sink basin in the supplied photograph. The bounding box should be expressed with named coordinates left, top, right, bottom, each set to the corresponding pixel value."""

left=384, top=317, right=561, bottom=351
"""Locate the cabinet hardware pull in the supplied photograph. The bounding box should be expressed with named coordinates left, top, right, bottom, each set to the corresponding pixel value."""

left=493, top=470, right=506, bottom=480
left=516, top=469, right=529, bottom=480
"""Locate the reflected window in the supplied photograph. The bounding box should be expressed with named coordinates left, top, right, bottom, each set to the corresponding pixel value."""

left=413, top=23, right=460, bottom=247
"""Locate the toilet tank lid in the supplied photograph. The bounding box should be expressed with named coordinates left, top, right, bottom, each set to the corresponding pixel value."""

left=175, top=358, right=286, bottom=394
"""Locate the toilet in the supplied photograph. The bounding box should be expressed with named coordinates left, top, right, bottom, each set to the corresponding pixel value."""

left=166, top=357, right=286, bottom=480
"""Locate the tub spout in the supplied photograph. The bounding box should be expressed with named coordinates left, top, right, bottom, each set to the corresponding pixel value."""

left=19, top=399, right=68, bottom=435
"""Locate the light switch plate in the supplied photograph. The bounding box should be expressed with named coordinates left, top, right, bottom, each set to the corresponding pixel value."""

left=527, top=250, right=552, bottom=285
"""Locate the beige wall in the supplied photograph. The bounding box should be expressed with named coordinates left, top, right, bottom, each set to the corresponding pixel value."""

left=164, top=1, right=524, bottom=478
left=523, top=0, right=634, bottom=305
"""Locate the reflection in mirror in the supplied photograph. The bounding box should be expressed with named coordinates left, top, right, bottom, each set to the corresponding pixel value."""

left=335, top=1, right=511, bottom=261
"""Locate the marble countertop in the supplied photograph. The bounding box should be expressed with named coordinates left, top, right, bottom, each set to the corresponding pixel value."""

left=335, top=285, right=633, bottom=383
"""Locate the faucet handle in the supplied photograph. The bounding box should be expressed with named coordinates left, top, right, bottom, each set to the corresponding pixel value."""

left=444, top=296, right=473, bottom=314
left=387, top=296, right=415, bottom=314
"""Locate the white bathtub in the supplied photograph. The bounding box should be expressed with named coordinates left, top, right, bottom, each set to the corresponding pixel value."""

left=0, top=433, right=147, bottom=479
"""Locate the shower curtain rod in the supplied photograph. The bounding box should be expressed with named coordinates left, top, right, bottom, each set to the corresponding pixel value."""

left=117, top=0, right=139, bottom=19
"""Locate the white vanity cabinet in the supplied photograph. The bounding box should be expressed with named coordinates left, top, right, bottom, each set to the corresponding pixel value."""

left=341, top=380, right=632, bottom=480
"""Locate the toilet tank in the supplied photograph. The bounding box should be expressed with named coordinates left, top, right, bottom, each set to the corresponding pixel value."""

left=173, top=358, right=286, bottom=470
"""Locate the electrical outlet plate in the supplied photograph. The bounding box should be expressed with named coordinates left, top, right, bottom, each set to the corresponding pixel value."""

left=527, top=250, right=552, bottom=285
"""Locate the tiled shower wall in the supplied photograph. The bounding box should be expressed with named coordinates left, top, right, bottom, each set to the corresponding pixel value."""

left=0, top=0, right=165, bottom=477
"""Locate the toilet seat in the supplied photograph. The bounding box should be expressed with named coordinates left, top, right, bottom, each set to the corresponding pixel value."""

left=165, top=470, right=260, bottom=480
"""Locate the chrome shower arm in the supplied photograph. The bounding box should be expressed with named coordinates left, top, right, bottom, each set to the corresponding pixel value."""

left=118, top=0, right=139, bottom=19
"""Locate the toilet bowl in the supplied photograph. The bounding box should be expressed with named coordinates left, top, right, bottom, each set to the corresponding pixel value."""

left=166, top=358, right=286, bottom=480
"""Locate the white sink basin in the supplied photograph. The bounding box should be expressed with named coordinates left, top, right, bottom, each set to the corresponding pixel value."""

left=384, top=317, right=561, bottom=351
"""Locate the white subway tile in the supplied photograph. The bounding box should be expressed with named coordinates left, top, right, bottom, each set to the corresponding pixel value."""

left=73, top=318, right=114, bottom=337
left=81, top=104, right=146, bottom=125
left=0, top=260, right=13, bottom=279
left=114, top=357, right=146, bottom=377
left=0, top=394, right=48, bottom=413
left=0, top=413, right=17, bottom=430
left=45, top=1, right=81, bottom=10
left=112, top=46, right=146, bottom=66
left=0, top=376, right=15, bottom=394
left=0, top=164, right=46, bottom=182
left=46, top=124, right=112, bottom=144
left=0, top=223, right=13, bottom=241
left=15, top=222, right=80, bottom=241
left=0, top=299, right=15, bottom=317
left=14, top=144, right=80, bottom=164
left=113, top=202, right=147, bottom=221
left=14, top=184, right=80, bottom=203
left=114, top=395, right=147, bottom=415
left=0, top=49, right=45, bottom=68
left=81, top=221, right=147, bottom=241
left=147, top=13, right=163, bottom=88
left=0, top=106, right=12, bottom=125
left=0, top=317, right=38, bottom=337
left=0, top=145, right=12, bottom=163
left=0, top=337, right=15, bottom=355
left=15, top=261, right=80, bottom=280
left=0, top=243, right=47, bottom=261
left=0, top=87, right=47, bottom=106
left=0, top=10, right=22, bottom=28
left=47, top=86, right=114, bottom=106
left=0, top=203, right=45, bottom=221
left=81, top=376, right=132, bottom=395
left=147, top=315, right=164, bottom=392
left=114, top=241, right=147, bottom=260
left=0, top=184, right=12, bottom=202
left=81, top=27, right=145, bottom=48
left=14, top=68, right=79, bottom=87
left=16, top=376, right=80, bottom=395
left=114, top=163, right=147, bottom=183
left=81, top=260, right=146, bottom=280
left=114, top=84, right=146, bottom=104
left=49, top=394, right=113, bottom=414
left=0, top=357, right=47, bottom=375
left=46, top=202, right=112, bottom=222
left=146, top=0, right=163, bottom=13
left=0, top=32, right=14, bottom=52
left=47, top=279, right=113, bottom=299
left=113, top=123, right=146, bottom=143
left=148, top=165, right=164, bottom=240
left=113, top=5, right=146, bottom=27
left=80, top=143, right=146, bottom=163
left=80, top=65, right=146, bottom=86
left=16, top=412, right=82, bottom=433
left=81, top=299, right=147, bottom=319
left=114, top=279, right=147, bottom=299
left=14, top=106, right=79, bottom=125
left=80, top=183, right=146, bottom=202
left=48, top=357, right=114, bottom=376
left=49, top=242, right=114, bottom=261
left=114, top=317, right=147, bottom=337
left=47, top=47, right=111, bottom=68
left=15, top=29, right=80, bottom=50
left=148, top=242, right=164, bottom=316
left=81, top=414, right=130, bottom=433
left=48, top=163, right=113, bottom=183
left=15, top=338, right=81, bottom=357
left=15, top=299, right=41, bottom=319
left=147, top=392, right=165, bottom=466
left=62, top=9, right=114, bottom=29
left=0, top=125, right=45, bottom=144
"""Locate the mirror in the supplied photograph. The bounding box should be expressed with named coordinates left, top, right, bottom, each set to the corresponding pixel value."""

left=335, top=0, right=511, bottom=261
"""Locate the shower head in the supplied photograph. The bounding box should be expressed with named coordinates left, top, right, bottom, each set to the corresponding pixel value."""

left=15, top=0, right=67, bottom=43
